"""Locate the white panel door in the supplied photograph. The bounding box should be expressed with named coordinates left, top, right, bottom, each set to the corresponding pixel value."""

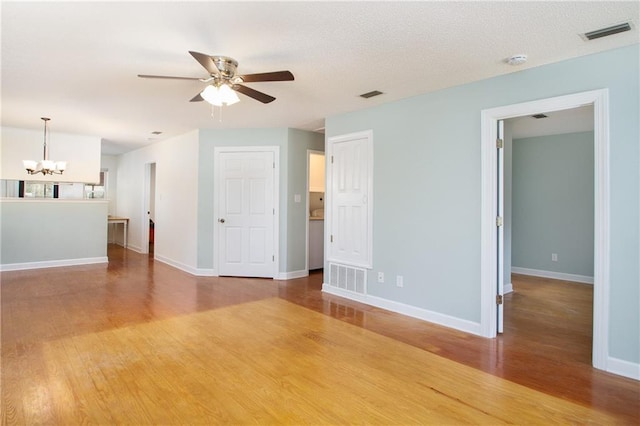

left=218, top=151, right=275, bottom=278
left=327, top=131, right=373, bottom=268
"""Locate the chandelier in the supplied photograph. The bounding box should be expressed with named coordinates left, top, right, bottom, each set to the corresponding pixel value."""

left=23, top=117, right=67, bottom=175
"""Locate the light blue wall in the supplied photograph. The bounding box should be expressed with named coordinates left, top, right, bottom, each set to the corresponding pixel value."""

left=0, top=200, right=107, bottom=265
left=196, top=128, right=323, bottom=274
left=512, top=132, right=594, bottom=277
left=197, top=128, right=288, bottom=270
left=326, top=44, right=639, bottom=364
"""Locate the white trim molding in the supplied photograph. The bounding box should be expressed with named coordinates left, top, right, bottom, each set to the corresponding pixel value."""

left=481, top=89, right=610, bottom=372
left=0, top=256, right=108, bottom=272
left=511, top=267, right=594, bottom=285
left=322, top=284, right=482, bottom=336
left=606, top=357, right=640, bottom=381
left=154, top=254, right=199, bottom=276
left=194, top=268, right=217, bottom=277
left=275, top=270, right=309, bottom=280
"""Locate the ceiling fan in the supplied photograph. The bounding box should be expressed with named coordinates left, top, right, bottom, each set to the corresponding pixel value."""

left=138, top=51, right=294, bottom=104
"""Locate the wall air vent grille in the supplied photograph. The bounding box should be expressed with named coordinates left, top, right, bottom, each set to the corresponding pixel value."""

left=329, top=263, right=366, bottom=294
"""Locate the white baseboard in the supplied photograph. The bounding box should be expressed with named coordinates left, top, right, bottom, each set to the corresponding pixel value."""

left=504, top=282, right=513, bottom=294
left=511, top=267, right=594, bottom=284
left=150, top=254, right=301, bottom=280
left=125, top=244, right=144, bottom=254
left=194, top=268, right=217, bottom=277
left=154, top=254, right=200, bottom=276
left=0, top=256, right=108, bottom=272
left=322, top=284, right=482, bottom=336
left=275, top=270, right=309, bottom=280
left=607, top=356, right=640, bottom=381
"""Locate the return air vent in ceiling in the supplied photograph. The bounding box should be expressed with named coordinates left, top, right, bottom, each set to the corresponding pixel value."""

left=583, top=22, right=631, bottom=40
left=360, top=90, right=383, bottom=99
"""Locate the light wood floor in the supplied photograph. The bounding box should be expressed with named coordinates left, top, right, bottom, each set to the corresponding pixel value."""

left=2, top=246, right=638, bottom=424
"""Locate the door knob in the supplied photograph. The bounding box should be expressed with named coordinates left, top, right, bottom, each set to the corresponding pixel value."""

left=218, top=218, right=225, bottom=223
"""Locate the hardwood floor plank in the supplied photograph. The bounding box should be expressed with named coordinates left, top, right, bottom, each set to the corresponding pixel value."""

left=26, top=299, right=620, bottom=424
left=2, top=245, right=638, bottom=424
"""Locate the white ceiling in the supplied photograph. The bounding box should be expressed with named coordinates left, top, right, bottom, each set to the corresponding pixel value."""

left=2, top=1, right=638, bottom=155
left=510, top=105, right=594, bottom=139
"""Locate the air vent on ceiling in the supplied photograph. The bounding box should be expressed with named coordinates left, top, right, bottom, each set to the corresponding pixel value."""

left=360, top=90, right=383, bottom=99
left=532, top=113, right=548, bottom=119
left=583, top=22, right=631, bottom=40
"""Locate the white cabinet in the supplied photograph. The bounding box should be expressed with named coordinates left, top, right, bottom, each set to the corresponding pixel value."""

left=309, top=219, right=324, bottom=270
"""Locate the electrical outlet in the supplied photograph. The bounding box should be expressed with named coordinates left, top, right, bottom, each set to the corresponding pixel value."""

left=377, top=272, right=384, bottom=283
left=396, top=275, right=404, bottom=288
left=552, top=253, right=558, bottom=262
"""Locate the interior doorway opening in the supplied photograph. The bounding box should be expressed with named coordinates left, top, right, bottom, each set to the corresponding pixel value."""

left=480, top=89, right=610, bottom=372
left=307, top=150, right=325, bottom=272
left=502, top=105, right=595, bottom=364
left=144, top=162, right=156, bottom=256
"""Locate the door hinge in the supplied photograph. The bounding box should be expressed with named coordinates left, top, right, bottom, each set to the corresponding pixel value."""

left=496, top=138, right=504, bottom=149
left=272, top=255, right=275, bottom=262
left=496, top=216, right=503, bottom=227
left=496, top=294, right=503, bottom=305
left=330, top=235, right=333, bottom=243
left=273, top=208, right=275, bottom=215
left=331, top=155, right=334, bottom=164
left=273, top=162, right=275, bottom=169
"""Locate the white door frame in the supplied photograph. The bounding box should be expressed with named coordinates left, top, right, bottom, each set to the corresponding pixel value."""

left=480, top=89, right=610, bottom=371
left=306, top=149, right=325, bottom=272
left=213, top=146, right=280, bottom=278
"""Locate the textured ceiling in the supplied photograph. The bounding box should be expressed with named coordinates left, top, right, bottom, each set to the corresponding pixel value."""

left=1, top=1, right=638, bottom=154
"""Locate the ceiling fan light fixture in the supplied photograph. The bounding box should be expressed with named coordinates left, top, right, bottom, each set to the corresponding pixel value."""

left=219, top=84, right=240, bottom=105
left=201, top=84, right=240, bottom=106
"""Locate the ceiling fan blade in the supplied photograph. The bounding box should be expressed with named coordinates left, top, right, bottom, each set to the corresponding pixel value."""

left=239, top=71, right=294, bottom=83
left=189, top=51, right=220, bottom=76
left=190, top=92, right=204, bottom=102
left=233, top=84, right=276, bottom=104
left=138, top=74, right=202, bottom=80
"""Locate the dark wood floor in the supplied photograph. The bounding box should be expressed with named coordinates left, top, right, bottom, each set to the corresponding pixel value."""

left=2, top=245, right=638, bottom=423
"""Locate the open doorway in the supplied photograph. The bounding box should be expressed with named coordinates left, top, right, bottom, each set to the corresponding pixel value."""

left=502, top=106, right=595, bottom=365
left=307, top=150, right=325, bottom=272
left=144, top=162, right=156, bottom=256
left=480, top=89, right=610, bottom=372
